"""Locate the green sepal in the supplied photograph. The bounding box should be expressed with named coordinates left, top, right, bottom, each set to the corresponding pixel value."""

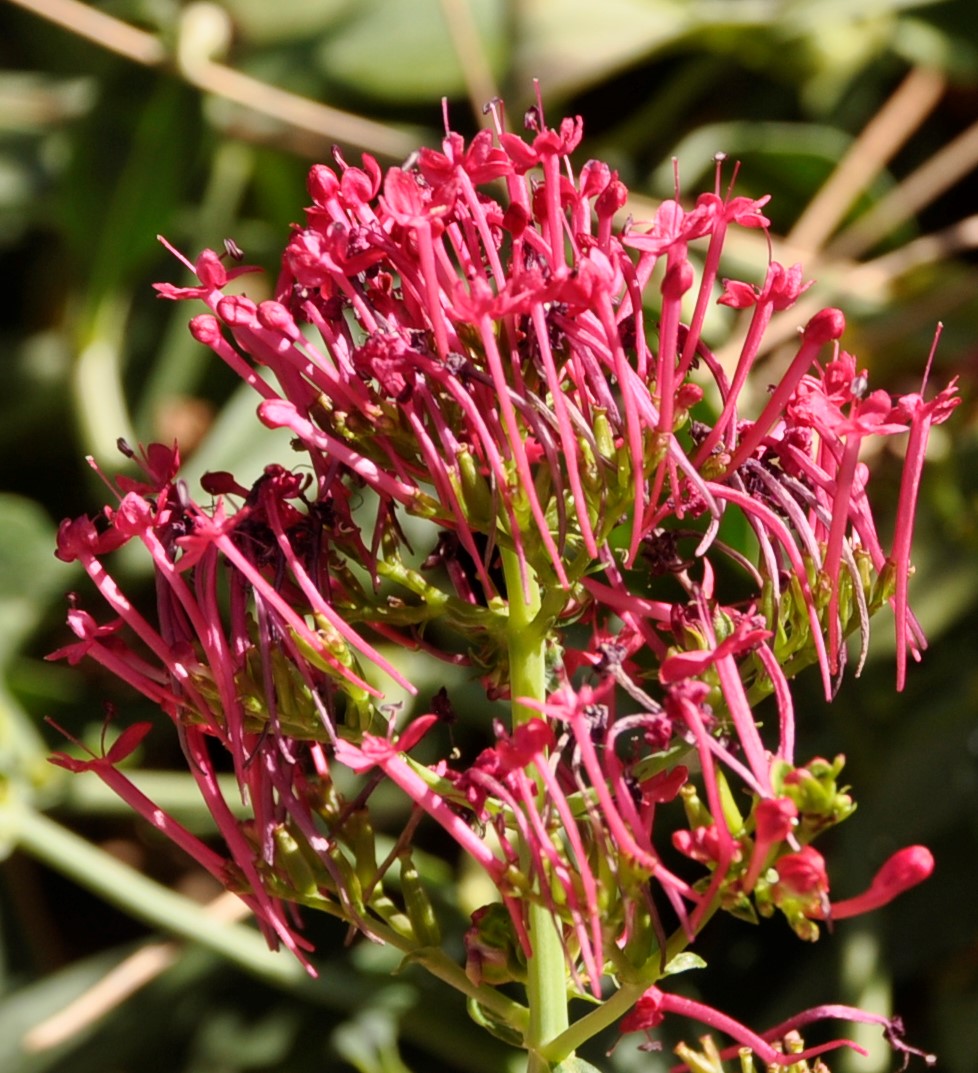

left=662, top=951, right=707, bottom=975
left=273, top=826, right=319, bottom=898
left=455, top=445, right=495, bottom=527
left=715, top=766, right=745, bottom=837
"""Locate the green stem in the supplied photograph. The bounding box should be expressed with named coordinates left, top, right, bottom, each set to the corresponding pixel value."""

left=541, top=901, right=724, bottom=1064
left=543, top=983, right=646, bottom=1062
left=500, top=549, right=568, bottom=1073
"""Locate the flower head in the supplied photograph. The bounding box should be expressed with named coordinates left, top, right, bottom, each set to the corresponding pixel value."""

left=53, top=95, right=949, bottom=1071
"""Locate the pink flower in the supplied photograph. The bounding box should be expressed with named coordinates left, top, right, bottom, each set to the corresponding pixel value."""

left=820, top=845, right=934, bottom=920
left=54, top=95, right=947, bottom=1070
left=619, top=985, right=901, bottom=1069
left=890, top=367, right=961, bottom=689
left=153, top=242, right=260, bottom=301
left=742, top=796, right=799, bottom=892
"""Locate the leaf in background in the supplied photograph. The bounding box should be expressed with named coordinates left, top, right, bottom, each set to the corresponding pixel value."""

left=0, top=73, right=94, bottom=243
left=0, top=495, right=60, bottom=666
left=517, top=0, right=689, bottom=98
left=56, top=76, right=198, bottom=326
left=315, top=0, right=506, bottom=102
left=220, top=0, right=361, bottom=44
left=0, top=947, right=138, bottom=1073
left=554, top=1058, right=606, bottom=1073
left=0, top=495, right=66, bottom=843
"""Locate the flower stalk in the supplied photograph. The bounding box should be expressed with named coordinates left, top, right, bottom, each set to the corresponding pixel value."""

left=500, top=548, right=570, bottom=1065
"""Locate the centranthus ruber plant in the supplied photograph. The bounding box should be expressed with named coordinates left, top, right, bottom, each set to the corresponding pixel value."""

left=52, top=92, right=956, bottom=1073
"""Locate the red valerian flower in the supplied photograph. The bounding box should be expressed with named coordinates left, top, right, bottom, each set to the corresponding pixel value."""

left=53, top=91, right=950, bottom=1072
left=818, top=845, right=935, bottom=921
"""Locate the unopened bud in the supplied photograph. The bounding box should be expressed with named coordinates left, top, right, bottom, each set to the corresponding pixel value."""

left=399, top=852, right=441, bottom=947
left=803, top=307, right=845, bottom=346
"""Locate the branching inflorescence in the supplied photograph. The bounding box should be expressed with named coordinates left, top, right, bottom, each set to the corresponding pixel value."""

left=52, top=91, right=956, bottom=1071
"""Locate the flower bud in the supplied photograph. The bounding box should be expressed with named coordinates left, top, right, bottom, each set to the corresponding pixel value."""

left=399, top=852, right=441, bottom=947
left=827, top=845, right=934, bottom=920
left=803, top=306, right=846, bottom=345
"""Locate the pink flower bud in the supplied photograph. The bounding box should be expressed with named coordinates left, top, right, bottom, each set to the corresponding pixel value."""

left=189, top=314, right=223, bottom=345
left=307, top=163, right=339, bottom=205
left=194, top=249, right=227, bottom=289
left=774, top=845, right=830, bottom=905
left=661, top=260, right=694, bottom=300
left=827, top=846, right=934, bottom=920
left=217, top=294, right=258, bottom=327
left=803, top=306, right=846, bottom=345
left=258, top=300, right=300, bottom=340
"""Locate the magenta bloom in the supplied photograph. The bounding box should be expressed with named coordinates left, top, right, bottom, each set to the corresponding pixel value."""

left=53, top=95, right=952, bottom=1070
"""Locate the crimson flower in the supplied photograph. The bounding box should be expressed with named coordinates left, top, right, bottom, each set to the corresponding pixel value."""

left=52, top=92, right=951, bottom=1072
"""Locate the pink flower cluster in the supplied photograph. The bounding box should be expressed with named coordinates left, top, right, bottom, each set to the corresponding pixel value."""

left=52, top=96, right=955, bottom=1067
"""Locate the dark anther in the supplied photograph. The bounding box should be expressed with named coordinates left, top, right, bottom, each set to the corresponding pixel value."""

left=687, top=420, right=711, bottom=447
left=524, top=105, right=543, bottom=132
left=431, top=686, right=457, bottom=725
left=446, top=352, right=469, bottom=378
left=622, top=770, right=643, bottom=807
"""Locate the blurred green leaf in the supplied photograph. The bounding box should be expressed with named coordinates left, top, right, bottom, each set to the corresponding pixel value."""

left=221, top=0, right=361, bottom=44
left=315, top=0, right=506, bottom=102
left=0, top=946, right=135, bottom=1073
left=554, top=1060, right=605, bottom=1073
left=518, top=0, right=690, bottom=96
left=57, top=77, right=197, bottom=329
left=0, top=495, right=59, bottom=666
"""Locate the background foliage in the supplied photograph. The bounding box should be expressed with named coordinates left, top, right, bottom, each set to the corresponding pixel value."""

left=1, top=1, right=977, bottom=1071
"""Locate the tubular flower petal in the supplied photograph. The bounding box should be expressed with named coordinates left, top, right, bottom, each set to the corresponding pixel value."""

left=821, top=846, right=935, bottom=920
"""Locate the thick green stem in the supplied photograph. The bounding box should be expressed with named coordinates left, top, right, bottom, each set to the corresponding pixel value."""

left=541, top=900, right=723, bottom=1064
left=500, top=549, right=569, bottom=1073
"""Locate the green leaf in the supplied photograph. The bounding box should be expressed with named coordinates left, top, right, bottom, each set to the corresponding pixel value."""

left=0, top=494, right=59, bottom=665
left=315, top=0, right=505, bottom=102
left=0, top=947, right=135, bottom=1072
left=223, top=0, right=358, bottom=44
left=519, top=0, right=689, bottom=98
left=58, top=77, right=195, bottom=326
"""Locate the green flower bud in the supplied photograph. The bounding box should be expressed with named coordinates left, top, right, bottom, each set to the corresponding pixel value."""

left=273, top=826, right=325, bottom=901
left=455, top=446, right=494, bottom=526
left=399, top=851, right=441, bottom=947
